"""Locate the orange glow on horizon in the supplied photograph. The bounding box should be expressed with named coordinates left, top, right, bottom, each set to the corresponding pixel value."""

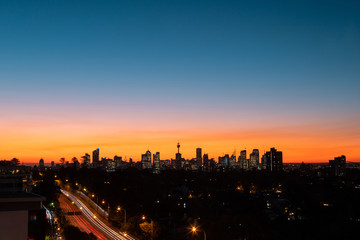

left=0, top=120, right=359, bottom=163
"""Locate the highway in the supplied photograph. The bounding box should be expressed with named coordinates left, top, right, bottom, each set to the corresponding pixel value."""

left=61, top=189, right=136, bottom=240
left=59, top=194, right=108, bottom=240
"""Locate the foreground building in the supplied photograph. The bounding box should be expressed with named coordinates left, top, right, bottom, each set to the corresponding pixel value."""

left=0, top=162, right=46, bottom=240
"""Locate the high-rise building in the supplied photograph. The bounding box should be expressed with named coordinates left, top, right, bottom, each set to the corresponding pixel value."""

left=329, top=155, right=346, bottom=176
left=196, top=148, right=202, bottom=167
left=82, top=153, right=91, bottom=168
left=263, top=148, right=283, bottom=172
left=239, top=150, right=248, bottom=169
left=153, top=152, right=160, bottom=174
left=39, top=159, right=45, bottom=171
left=219, top=154, right=229, bottom=168
left=229, top=155, right=236, bottom=168
left=50, top=161, right=55, bottom=168
left=174, top=142, right=182, bottom=170
left=141, top=150, right=152, bottom=169
left=249, top=149, right=259, bottom=169
left=92, top=148, right=100, bottom=167
left=203, top=154, right=209, bottom=171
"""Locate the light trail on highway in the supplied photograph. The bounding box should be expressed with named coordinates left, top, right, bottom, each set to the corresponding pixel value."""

left=59, top=194, right=108, bottom=240
left=61, top=189, right=136, bottom=240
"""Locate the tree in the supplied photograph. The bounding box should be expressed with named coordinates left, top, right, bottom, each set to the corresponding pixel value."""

left=11, top=158, right=20, bottom=166
left=60, top=158, right=66, bottom=165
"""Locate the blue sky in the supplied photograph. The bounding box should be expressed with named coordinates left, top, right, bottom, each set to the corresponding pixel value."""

left=0, top=0, right=359, bottom=162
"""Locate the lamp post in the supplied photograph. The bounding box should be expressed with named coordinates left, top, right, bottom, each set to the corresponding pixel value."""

left=117, top=206, right=127, bottom=226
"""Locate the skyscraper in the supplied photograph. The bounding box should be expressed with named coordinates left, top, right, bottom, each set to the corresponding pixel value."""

left=219, top=154, right=229, bottom=168
left=175, top=142, right=182, bottom=170
left=239, top=150, right=248, bottom=169
left=196, top=148, right=202, bottom=167
left=39, top=158, right=45, bottom=171
left=249, top=149, right=259, bottom=169
left=141, top=150, right=152, bottom=169
left=153, top=152, right=160, bottom=174
left=329, top=155, right=346, bottom=176
left=229, top=155, right=236, bottom=168
left=92, top=148, right=100, bottom=167
left=82, top=153, right=91, bottom=168
left=203, top=153, right=209, bottom=171
left=263, top=148, right=283, bottom=172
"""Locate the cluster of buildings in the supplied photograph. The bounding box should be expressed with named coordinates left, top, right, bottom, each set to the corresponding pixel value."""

left=46, top=143, right=284, bottom=173
left=140, top=144, right=283, bottom=173
left=39, top=144, right=348, bottom=177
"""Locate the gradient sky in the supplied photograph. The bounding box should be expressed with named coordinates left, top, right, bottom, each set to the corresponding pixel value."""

left=0, top=0, right=359, bottom=163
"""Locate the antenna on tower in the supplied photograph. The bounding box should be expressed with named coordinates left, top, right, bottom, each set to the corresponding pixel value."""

left=177, top=142, right=180, bottom=154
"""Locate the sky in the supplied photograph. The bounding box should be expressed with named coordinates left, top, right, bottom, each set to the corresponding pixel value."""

left=0, top=0, right=359, bottom=163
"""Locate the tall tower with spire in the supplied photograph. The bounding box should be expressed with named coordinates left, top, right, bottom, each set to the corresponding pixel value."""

left=175, top=142, right=182, bottom=169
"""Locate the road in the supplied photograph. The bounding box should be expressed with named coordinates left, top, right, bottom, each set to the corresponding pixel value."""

left=61, top=189, right=136, bottom=240
left=59, top=194, right=108, bottom=240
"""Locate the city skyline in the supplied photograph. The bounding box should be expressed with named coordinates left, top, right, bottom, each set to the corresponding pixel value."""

left=1, top=0, right=359, bottom=163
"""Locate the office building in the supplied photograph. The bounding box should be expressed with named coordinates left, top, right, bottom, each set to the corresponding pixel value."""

left=203, top=154, right=209, bottom=171
left=196, top=148, right=202, bottom=167
left=92, top=148, right=100, bottom=167
left=141, top=150, right=152, bottom=169
left=153, top=152, right=160, bottom=174
left=329, top=155, right=346, bottom=176
left=263, top=148, right=283, bottom=172
left=249, top=149, right=259, bottom=169
left=239, top=150, right=248, bottom=169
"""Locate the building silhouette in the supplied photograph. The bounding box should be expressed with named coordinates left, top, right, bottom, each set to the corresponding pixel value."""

left=196, top=148, right=202, bottom=167
left=141, top=150, right=152, bottom=169
left=249, top=149, right=259, bottom=169
left=239, top=150, right=248, bottom=169
left=82, top=153, right=91, bottom=168
left=329, top=155, right=346, bottom=176
left=174, top=142, right=182, bottom=170
left=263, top=148, right=283, bottom=172
left=203, top=153, right=209, bottom=171
left=92, top=148, right=100, bottom=167
left=38, top=158, right=45, bottom=171
left=153, top=152, right=160, bottom=174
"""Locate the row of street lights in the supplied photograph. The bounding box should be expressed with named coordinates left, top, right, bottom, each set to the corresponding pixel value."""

left=68, top=179, right=208, bottom=240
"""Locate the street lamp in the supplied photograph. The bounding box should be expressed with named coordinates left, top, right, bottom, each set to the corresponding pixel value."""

left=191, top=226, right=206, bottom=240
left=117, top=206, right=127, bottom=226
left=101, top=200, right=110, bottom=213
